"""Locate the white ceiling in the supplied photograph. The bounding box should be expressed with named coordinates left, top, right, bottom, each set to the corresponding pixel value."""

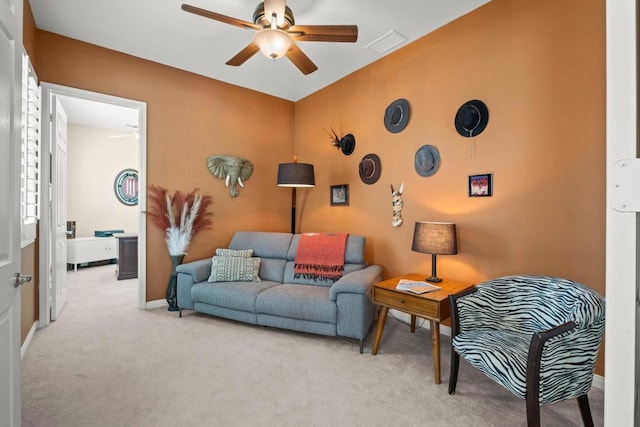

left=29, top=0, right=491, bottom=103
left=57, top=95, right=140, bottom=133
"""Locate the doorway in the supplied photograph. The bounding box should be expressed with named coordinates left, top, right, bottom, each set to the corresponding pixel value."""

left=39, top=84, right=147, bottom=327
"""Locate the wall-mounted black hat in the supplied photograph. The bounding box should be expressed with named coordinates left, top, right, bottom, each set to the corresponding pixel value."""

left=339, top=134, right=356, bottom=156
left=455, top=99, right=489, bottom=137
left=384, top=99, right=410, bottom=133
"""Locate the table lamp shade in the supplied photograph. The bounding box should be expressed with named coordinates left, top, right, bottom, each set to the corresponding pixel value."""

left=412, top=222, right=457, bottom=283
left=277, top=163, right=315, bottom=187
left=412, top=222, right=458, bottom=255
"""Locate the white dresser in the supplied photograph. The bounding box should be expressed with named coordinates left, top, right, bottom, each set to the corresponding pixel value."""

left=67, top=237, right=117, bottom=272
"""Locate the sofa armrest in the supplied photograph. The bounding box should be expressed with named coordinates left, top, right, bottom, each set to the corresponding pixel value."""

left=176, top=258, right=212, bottom=283
left=329, top=265, right=382, bottom=301
left=176, top=258, right=212, bottom=310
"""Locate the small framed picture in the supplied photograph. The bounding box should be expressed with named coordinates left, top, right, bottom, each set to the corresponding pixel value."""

left=468, top=174, right=493, bottom=197
left=330, top=184, right=349, bottom=206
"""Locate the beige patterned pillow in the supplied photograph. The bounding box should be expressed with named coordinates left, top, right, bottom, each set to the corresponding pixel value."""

left=207, top=256, right=261, bottom=282
left=215, top=248, right=253, bottom=258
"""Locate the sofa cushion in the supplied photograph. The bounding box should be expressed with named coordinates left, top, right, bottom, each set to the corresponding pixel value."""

left=229, top=231, right=292, bottom=259
left=287, top=234, right=366, bottom=264
left=227, top=231, right=293, bottom=283
left=192, top=281, right=281, bottom=312
left=282, top=234, right=367, bottom=286
left=255, top=284, right=337, bottom=324
left=208, top=256, right=261, bottom=282
left=258, top=258, right=287, bottom=283
left=215, top=248, right=253, bottom=257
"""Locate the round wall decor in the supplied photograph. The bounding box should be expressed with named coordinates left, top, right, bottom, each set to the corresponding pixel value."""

left=114, top=169, right=139, bottom=206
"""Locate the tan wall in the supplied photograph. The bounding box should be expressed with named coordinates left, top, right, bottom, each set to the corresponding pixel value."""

left=295, top=0, right=605, bottom=373
left=33, top=31, right=295, bottom=301
left=67, top=124, right=139, bottom=237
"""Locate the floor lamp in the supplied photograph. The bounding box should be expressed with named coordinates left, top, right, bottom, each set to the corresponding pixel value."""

left=277, top=160, right=315, bottom=234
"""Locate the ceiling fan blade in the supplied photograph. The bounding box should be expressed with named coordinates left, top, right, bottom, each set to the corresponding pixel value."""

left=181, top=4, right=261, bottom=31
left=264, top=0, right=286, bottom=28
left=288, top=25, right=358, bottom=43
left=286, top=43, right=318, bottom=75
left=226, top=42, right=261, bottom=66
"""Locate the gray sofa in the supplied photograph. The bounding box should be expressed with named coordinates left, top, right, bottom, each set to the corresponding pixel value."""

left=176, top=231, right=382, bottom=351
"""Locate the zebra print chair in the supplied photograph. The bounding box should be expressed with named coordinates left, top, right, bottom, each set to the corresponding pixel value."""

left=448, top=275, right=605, bottom=427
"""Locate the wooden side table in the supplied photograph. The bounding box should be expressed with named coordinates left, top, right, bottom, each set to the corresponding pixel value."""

left=371, top=273, right=474, bottom=384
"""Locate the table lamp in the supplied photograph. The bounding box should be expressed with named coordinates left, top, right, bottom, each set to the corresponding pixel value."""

left=411, top=221, right=458, bottom=282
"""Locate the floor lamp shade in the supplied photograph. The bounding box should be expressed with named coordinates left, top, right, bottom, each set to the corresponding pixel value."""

left=277, top=163, right=315, bottom=187
left=412, top=222, right=457, bottom=282
left=277, top=162, right=315, bottom=234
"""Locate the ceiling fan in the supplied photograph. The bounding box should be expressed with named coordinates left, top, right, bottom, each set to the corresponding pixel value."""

left=181, top=0, right=358, bottom=75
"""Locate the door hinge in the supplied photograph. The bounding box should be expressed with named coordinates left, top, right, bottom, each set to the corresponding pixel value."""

left=610, top=158, right=640, bottom=212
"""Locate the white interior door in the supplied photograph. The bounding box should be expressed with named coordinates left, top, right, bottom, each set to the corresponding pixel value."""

left=0, top=0, right=24, bottom=424
left=50, top=97, right=68, bottom=321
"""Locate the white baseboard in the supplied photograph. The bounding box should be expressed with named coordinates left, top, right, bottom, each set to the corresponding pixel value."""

left=21, top=321, right=38, bottom=359
left=145, top=299, right=168, bottom=309
left=388, top=310, right=605, bottom=390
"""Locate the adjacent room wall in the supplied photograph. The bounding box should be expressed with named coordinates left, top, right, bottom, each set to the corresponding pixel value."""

left=67, top=124, right=139, bottom=237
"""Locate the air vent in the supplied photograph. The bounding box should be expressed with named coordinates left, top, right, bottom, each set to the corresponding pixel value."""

left=365, top=30, right=408, bottom=55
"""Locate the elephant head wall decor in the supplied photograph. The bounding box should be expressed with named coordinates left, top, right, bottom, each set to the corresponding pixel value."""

left=206, top=155, right=254, bottom=198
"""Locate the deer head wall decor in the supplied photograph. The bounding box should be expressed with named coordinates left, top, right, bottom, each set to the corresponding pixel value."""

left=391, top=183, right=404, bottom=227
left=326, top=127, right=356, bottom=156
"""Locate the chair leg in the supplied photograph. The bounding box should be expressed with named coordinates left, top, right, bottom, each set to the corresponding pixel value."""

left=525, top=392, right=541, bottom=427
left=448, top=350, right=459, bottom=395
left=577, top=394, right=594, bottom=427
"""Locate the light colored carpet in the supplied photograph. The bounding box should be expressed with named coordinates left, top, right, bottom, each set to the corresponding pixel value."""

left=22, top=264, right=604, bottom=427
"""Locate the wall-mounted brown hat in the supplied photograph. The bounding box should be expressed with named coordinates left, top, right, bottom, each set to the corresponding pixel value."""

left=384, top=99, right=410, bottom=133
left=455, top=99, right=489, bottom=137
left=359, top=153, right=381, bottom=184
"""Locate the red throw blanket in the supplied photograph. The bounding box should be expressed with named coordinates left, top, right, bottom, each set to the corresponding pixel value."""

left=294, top=233, right=348, bottom=282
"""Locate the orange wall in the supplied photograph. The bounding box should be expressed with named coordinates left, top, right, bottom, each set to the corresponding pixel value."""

left=27, top=0, right=605, bottom=374
left=296, top=0, right=605, bottom=289
left=295, top=0, right=605, bottom=373
left=33, top=31, right=296, bottom=301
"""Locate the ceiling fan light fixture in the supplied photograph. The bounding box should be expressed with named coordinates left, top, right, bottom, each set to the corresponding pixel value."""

left=253, top=28, right=292, bottom=59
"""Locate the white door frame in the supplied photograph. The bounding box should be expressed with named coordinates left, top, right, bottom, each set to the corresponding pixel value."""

left=605, top=0, right=638, bottom=425
left=39, top=83, right=147, bottom=327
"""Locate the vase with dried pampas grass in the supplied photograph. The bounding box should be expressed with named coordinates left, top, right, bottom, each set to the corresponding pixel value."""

left=147, top=186, right=213, bottom=311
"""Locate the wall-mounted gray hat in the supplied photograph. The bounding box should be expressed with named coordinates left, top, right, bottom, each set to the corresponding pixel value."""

left=455, top=99, right=489, bottom=137
left=359, top=153, right=381, bottom=184
left=384, top=99, right=410, bottom=133
left=414, top=145, right=441, bottom=177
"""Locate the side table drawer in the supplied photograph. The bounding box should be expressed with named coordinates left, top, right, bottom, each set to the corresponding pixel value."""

left=373, top=287, right=440, bottom=319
